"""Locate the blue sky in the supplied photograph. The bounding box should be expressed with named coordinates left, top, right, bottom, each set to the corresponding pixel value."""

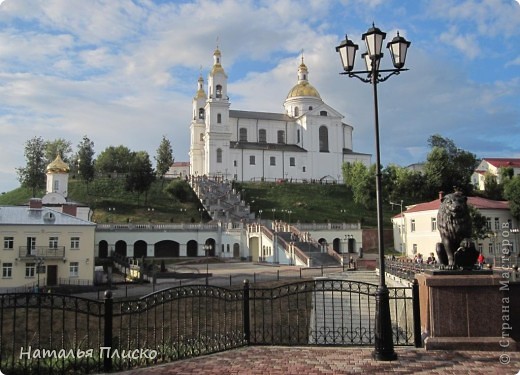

left=0, top=0, right=519, bottom=193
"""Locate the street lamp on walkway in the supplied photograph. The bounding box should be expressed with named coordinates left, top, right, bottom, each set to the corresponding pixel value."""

left=336, top=24, right=411, bottom=361
left=203, top=243, right=213, bottom=285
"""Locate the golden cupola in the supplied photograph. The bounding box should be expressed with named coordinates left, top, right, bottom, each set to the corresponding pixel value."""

left=286, top=57, right=321, bottom=99
left=46, top=154, right=70, bottom=174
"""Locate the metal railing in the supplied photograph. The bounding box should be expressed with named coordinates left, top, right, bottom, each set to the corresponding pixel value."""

left=0, top=279, right=419, bottom=374
left=18, top=246, right=65, bottom=259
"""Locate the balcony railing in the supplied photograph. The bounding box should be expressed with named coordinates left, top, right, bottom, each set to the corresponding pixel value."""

left=18, top=246, right=65, bottom=259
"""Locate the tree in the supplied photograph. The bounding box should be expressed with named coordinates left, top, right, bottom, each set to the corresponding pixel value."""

left=504, top=176, right=520, bottom=221
left=125, top=151, right=155, bottom=205
left=384, top=164, right=427, bottom=205
left=469, top=205, right=489, bottom=243
left=483, top=172, right=503, bottom=200
left=423, top=134, right=478, bottom=198
left=45, top=138, right=72, bottom=166
left=75, top=136, right=96, bottom=186
left=16, top=136, right=46, bottom=196
left=342, top=161, right=375, bottom=209
left=95, top=145, right=133, bottom=176
left=155, top=136, right=174, bottom=186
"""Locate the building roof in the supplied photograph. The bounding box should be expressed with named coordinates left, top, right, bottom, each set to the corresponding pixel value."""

left=230, top=110, right=293, bottom=122
left=46, top=154, right=70, bottom=173
left=482, top=158, right=520, bottom=169
left=395, top=196, right=510, bottom=217
left=0, top=206, right=95, bottom=226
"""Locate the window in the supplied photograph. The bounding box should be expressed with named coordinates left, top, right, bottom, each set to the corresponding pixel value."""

left=309, top=106, right=313, bottom=110
left=49, top=236, right=58, bottom=249
left=431, top=218, right=437, bottom=231
left=294, top=107, right=299, bottom=116
left=412, top=244, right=417, bottom=254
left=486, top=217, right=491, bottom=230
left=411, top=219, right=416, bottom=232
left=2, top=263, right=12, bottom=278
left=233, top=160, right=237, bottom=167
left=199, top=133, right=204, bottom=142
left=489, top=242, right=494, bottom=254
left=270, top=156, right=276, bottom=166
left=303, top=166, right=306, bottom=172
left=319, top=126, right=329, bottom=152
left=217, top=113, right=222, bottom=123
left=290, top=157, right=295, bottom=167
left=478, top=243, right=483, bottom=253
left=249, top=155, right=256, bottom=165
left=25, top=263, right=36, bottom=278
left=70, top=262, right=79, bottom=277
left=198, top=108, right=205, bottom=119
left=216, top=84, right=222, bottom=98
left=297, top=129, right=300, bottom=143
left=53, top=180, right=59, bottom=192
left=259, top=129, right=266, bottom=143
left=27, top=237, right=36, bottom=256
left=277, top=130, right=285, bottom=144
left=320, top=110, right=328, bottom=116
left=494, top=218, right=500, bottom=230
left=3, top=237, right=13, bottom=250
left=216, top=148, right=222, bottom=163
left=239, top=128, right=247, bottom=142
left=71, top=237, right=80, bottom=250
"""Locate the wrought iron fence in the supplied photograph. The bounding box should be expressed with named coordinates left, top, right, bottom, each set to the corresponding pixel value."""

left=0, top=279, right=419, bottom=374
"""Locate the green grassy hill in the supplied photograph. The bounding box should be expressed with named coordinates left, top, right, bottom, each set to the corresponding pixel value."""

left=0, top=179, right=393, bottom=227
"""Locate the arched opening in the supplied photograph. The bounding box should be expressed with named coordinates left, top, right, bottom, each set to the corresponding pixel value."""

left=204, top=238, right=216, bottom=257
left=98, top=240, right=108, bottom=258
left=332, top=238, right=341, bottom=253
left=198, top=108, right=205, bottom=119
left=217, top=148, right=222, bottom=163
left=134, top=240, right=147, bottom=259
left=187, top=240, right=198, bottom=257
left=155, top=240, right=180, bottom=258
left=319, top=126, right=329, bottom=152
left=233, top=243, right=240, bottom=258
left=115, top=240, right=127, bottom=258
left=216, top=84, right=222, bottom=98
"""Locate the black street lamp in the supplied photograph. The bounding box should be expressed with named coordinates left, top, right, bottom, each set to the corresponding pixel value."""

left=336, top=24, right=410, bottom=361
left=203, top=243, right=213, bottom=285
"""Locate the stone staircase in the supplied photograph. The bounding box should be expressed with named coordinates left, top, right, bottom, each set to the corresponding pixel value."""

left=277, top=231, right=340, bottom=267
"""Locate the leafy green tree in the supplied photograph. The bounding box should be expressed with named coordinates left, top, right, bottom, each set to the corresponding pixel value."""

left=423, top=134, right=478, bottom=198
left=504, top=176, right=520, bottom=220
left=384, top=164, right=427, bottom=205
left=95, top=145, right=133, bottom=175
left=342, top=161, right=375, bottom=209
left=469, top=205, right=489, bottom=243
left=125, top=151, right=155, bottom=205
left=16, top=136, right=46, bottom=196
left=155, top=135, right=174, bottom=186
left=483, top=172, right=503, bottom=200
left=45, top=138, right=72, bottom=166
left=75, top=136, right=96, bottom=186
left=165, top=180, right=191, bottom=202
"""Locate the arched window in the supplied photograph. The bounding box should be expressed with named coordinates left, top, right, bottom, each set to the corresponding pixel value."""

left=320, top=110, right=328, bottom=116
left=294, top=107, right=299, bottom=117
left=319, top=126, right=329, bottom=152
left=217, top=113, right=222, bottom=123
left=277, top=130, right=285, bottom=144
left=198, top=108, right=205, bottom=119
left=216, top=148, right=222, bottom=163
left=259, top=129, right=266, bottom=143
left=199, top=133, right=204, bottom=142
left=216, top=85, right=222, bottom=98
left=309, top=106, right=313, bottom=110
left=239, top=128, right=247, bottom=142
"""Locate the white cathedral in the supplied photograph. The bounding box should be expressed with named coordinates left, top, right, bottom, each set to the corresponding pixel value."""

left=189, top=48, right=370, bottom=183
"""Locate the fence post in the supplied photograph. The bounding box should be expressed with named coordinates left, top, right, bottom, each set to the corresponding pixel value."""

left=103, top=290, right=113, bottom=372
left=243, top=279, right=250, bottom=345
left=412, top=279, right=422, bottom=348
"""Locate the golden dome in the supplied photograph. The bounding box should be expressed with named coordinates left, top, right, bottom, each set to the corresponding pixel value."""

left=46, top=154, right=70, bottom=173
left=286, top=81, right=321, bottom=99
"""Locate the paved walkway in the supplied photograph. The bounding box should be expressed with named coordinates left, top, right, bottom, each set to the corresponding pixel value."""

left=108, top=346, right=519, bottom=375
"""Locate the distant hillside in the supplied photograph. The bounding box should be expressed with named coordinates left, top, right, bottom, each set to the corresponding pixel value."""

left=0, top=179, right=391, bottom=227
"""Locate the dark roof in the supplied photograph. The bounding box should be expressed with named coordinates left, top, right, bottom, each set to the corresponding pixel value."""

left=230, top=141, right=307, bottom=152
left=343, top=149, right=371, bottom=156
left=230, top=110, right=293, bottom=122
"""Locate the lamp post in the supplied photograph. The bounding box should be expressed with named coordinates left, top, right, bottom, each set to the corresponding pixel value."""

left=203, top=243, right=212, bottom=285
left=336, top=24, right=410, bottom=361
left=258, top=209, right=263, bottom=223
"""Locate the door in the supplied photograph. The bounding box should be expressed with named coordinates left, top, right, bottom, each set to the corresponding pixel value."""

left=47, top=265, right=58, bottom=286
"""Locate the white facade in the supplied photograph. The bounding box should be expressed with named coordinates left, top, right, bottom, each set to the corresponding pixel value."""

left=471, top=158, right=520, bottom=190
left=392, top=196, right=518, bottom=262
left=189, top=49, right=370, bottom=183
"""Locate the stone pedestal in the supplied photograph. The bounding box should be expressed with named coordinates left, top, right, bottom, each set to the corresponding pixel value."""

left=416, top=272, right=517, bottom=351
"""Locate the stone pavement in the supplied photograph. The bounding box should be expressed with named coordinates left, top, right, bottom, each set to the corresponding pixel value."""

left=109, top=346, right=520, bottom=375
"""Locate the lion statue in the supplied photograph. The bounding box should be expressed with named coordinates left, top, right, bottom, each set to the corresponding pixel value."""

left=436, top=191, right=473, bottom=269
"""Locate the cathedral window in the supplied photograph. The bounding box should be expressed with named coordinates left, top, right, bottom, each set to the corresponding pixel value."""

left=319, top=126, right=329, bottom=152
left=320, top=110, right=328, bottom=116
left=239, top=128, right=247, bottom=142
left=277, top=130, right=285, bottom=144
left=297, top=130, right=300, bottom=143
left=290, top=157, right=295, bottom=166
left=249, top=156, right=256, bottom=165
left=198, top=108, right=205, bottom=119
left=200, top=133, right=204, bottom=142
left=216, top=148, right=222, bottom=163
left=217, top=113, right=222, bottom=123
left=309, top=106, right=313, bottom=110
left=294, top=107, right=299, bottom=116
left=216, top=85, right=222, bottom=98
left=259, top=129, right=266, bottom=143
left=270, top=157, right=276, bottom=166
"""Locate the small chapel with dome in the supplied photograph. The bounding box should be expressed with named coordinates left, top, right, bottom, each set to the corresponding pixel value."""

left=189, top=48, right=370, bottom=182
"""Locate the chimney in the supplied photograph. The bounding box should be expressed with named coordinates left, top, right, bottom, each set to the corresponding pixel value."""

left=62, top=204, right=78, bottom=217
left=29, top=198, right=42, bottom=209
left=438, top=191, right=444, bottom=200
